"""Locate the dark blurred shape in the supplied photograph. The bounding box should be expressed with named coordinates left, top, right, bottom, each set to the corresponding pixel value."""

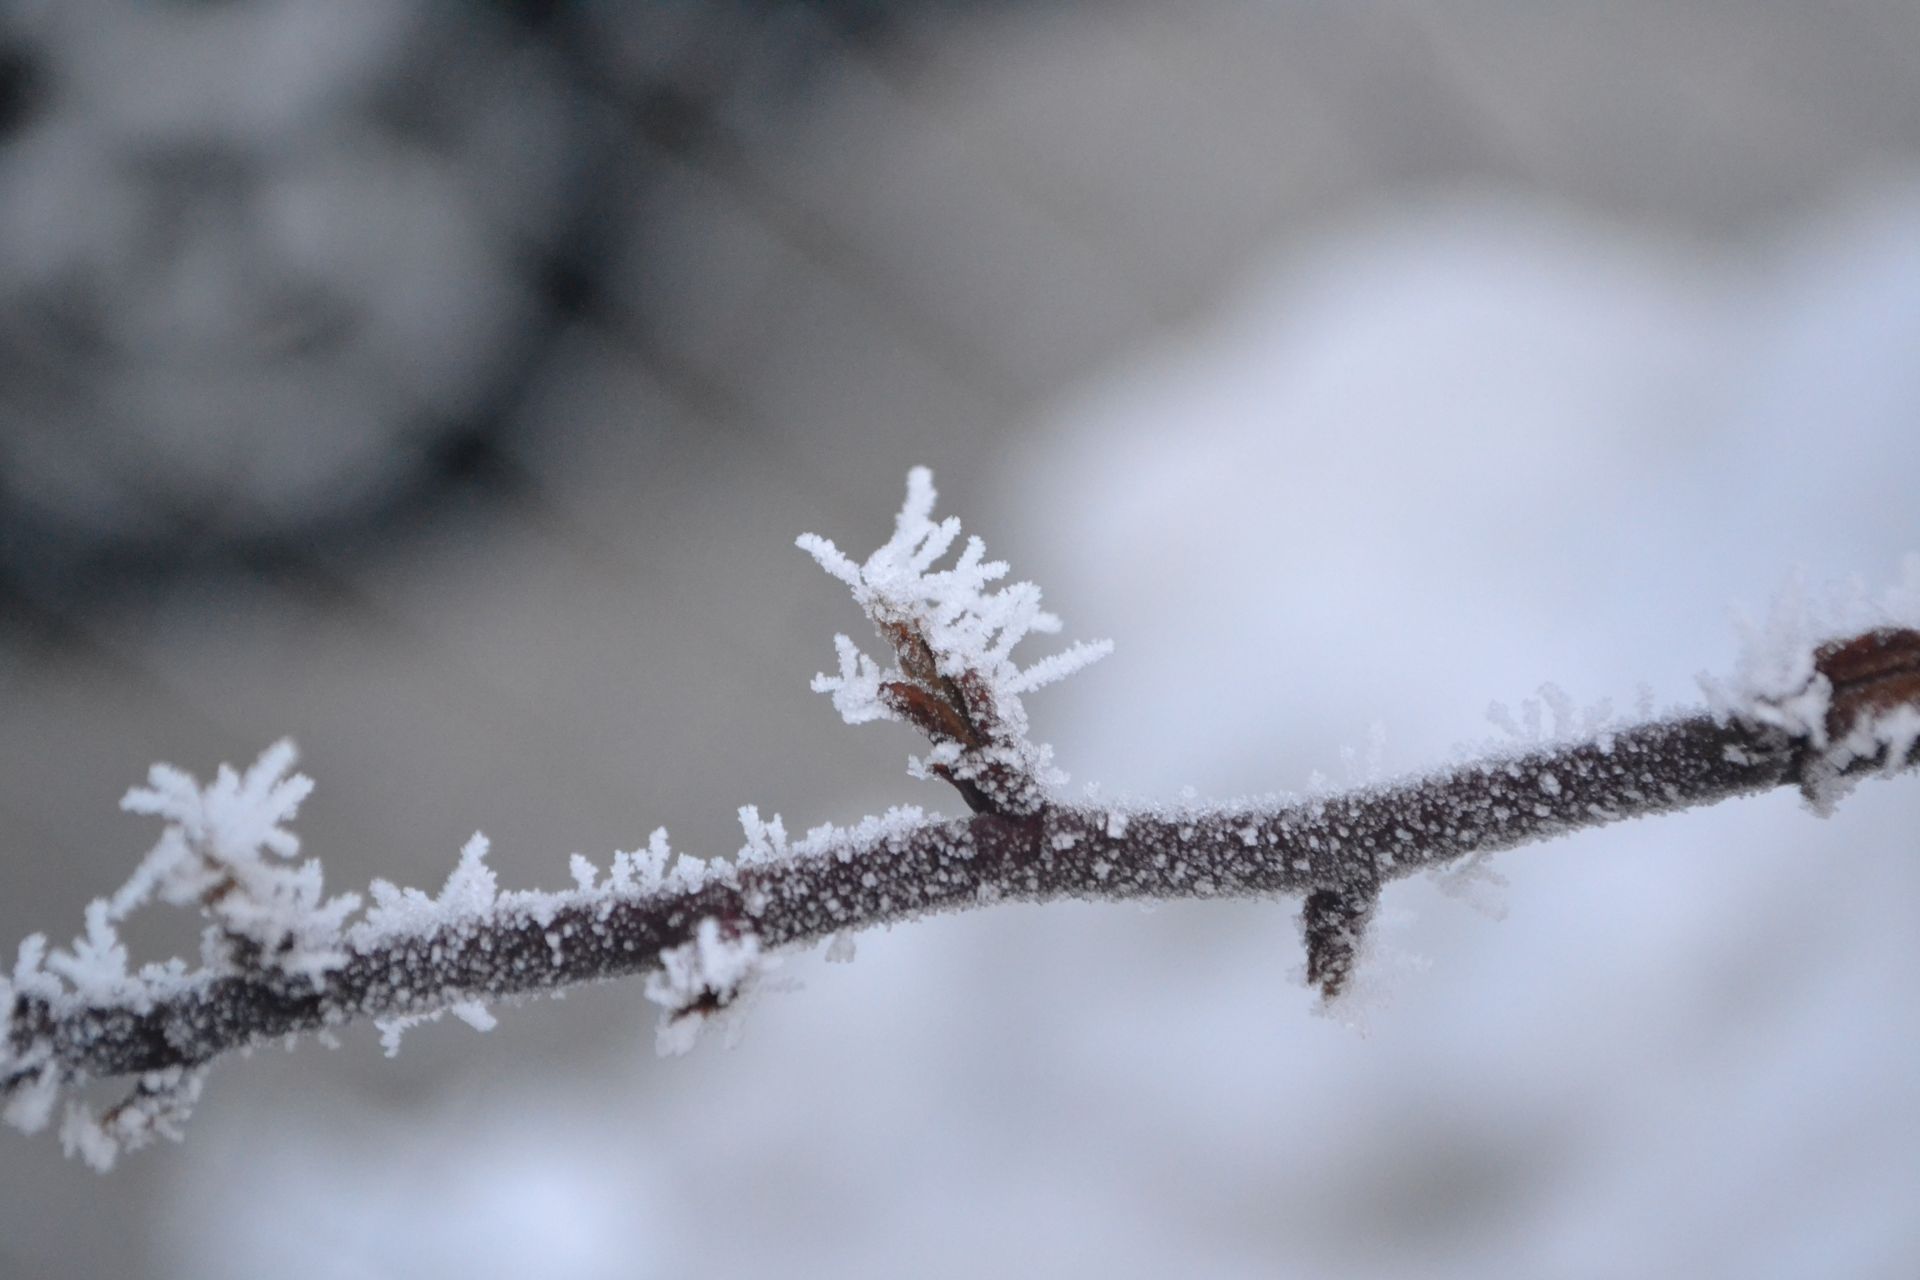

left=0, top=0, right=975, bottom=610
left=0, top=36, right=44, bottom=139
left=0, top=3, right=584, bottom=604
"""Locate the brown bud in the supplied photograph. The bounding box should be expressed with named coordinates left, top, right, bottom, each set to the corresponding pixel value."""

left=1814, top=628, right=1920, bottom=744
left=879, top=680, right=975, bottom=746
left=1303, top=887, right=1376, bottom=1002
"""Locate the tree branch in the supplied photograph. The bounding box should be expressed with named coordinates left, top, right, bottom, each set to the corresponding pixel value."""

left=8, top=708, right=1915, bottom=1085
left=4, top=468, right=1917, bottom=1170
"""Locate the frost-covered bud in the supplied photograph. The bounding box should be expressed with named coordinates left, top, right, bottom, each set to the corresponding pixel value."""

left=644, top=919, right=770, bottom=1056
left=797, top=468, right=1110, bottom=814
left=1812, top=628, right=1920, bottom=747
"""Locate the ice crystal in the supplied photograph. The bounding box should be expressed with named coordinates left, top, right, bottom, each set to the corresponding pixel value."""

left=373, top=1001, right=495, bottom=1059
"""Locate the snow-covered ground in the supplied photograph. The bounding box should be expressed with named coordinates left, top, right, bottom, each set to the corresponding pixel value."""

left=154, top=187, right=1920, bottom=1278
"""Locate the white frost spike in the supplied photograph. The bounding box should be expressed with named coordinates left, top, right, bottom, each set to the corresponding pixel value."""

left=375, top=1012, right=435, bottom=1058
left=737, top=806, right=789, bottom=863
left=644, top=919, right=770, bottom=1057
left=44, top=901, right=134, bottom=1003
left=450, top=1001, right=498, bottom=1033
left=439, top=833, right=500, bottom=916
left=617, top=829, right=673, bottom=895
left=10, top=935, right=60, bottom=1004
left=372, top=999, right=497, bottom=1058
left=119, top=741, right=311, bottom=904
left=350, top=832, right=499, bottom=949
left=811, top=634, right=890, bottom=725
left=1006, top=639, right=1116, bottom=695
left=569, top=854, right=599, bottom=893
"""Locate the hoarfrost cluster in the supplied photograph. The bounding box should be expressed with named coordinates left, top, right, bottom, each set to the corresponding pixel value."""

left=0, top=723, right=963, bottom=1168
left=3, top=742, right=361, bottom=1169
left=114, top=740, right=358, bottom=985
left=643, top=919, right=773, bottom=1057
left=798, top=466, right=1112, bottom=814
left=0, top=751, right=798, bottom=1169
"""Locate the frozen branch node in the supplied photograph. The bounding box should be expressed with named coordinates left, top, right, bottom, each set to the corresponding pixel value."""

left=644, top=919, right=773, bottom=1057
left=798, top=466, right=1111, bottom=814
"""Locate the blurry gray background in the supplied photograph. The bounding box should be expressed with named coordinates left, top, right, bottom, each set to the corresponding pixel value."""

left=3, top=2, right=1919, bottom=1276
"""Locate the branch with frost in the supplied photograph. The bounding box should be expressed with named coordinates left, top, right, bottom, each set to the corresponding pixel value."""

left=797, top=465, right=1112, bottom=817
left=4, top=471, right=1918, bottom=1171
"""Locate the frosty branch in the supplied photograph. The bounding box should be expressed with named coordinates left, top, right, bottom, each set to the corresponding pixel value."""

left=5, top=470, right=1919, bottom=1171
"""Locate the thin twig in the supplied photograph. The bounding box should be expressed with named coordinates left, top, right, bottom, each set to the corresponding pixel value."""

left=8, top=706, right=1910, bottom=1089
left=6, top=470, right=1917, bottom=1170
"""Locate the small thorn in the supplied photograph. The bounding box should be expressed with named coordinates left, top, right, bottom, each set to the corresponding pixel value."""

left=1303, top=887, right=1376, bottom=1001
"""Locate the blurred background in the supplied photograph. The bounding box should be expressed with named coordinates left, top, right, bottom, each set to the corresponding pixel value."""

left=3, top=1, right=1919, bottom=1275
